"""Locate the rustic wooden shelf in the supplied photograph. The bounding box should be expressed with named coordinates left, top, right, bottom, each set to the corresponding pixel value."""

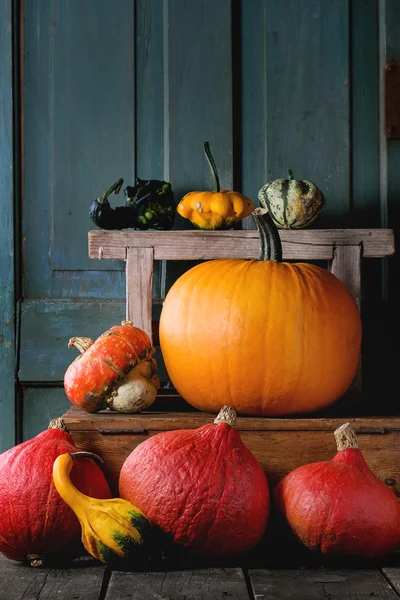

left=61, top=227, right=399, bottom=506
left=88, top=227, right=395, bottom=346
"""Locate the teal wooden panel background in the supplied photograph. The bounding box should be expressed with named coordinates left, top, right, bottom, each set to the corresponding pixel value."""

left=0, top=0, right=16, bottom=452
left=1, top=0, right=399, bottom=447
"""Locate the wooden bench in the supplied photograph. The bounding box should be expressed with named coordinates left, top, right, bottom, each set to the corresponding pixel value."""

left=63, top=227, right=400, bottom=498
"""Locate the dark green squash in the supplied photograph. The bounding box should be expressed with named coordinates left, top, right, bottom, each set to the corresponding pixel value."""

left=89, top=177, right=176, bottom=230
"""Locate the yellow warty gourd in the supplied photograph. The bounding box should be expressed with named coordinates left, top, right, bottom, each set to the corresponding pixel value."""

left=52, top=452, right=156, bottom=565
left=177, top=142, right=254, bottom=229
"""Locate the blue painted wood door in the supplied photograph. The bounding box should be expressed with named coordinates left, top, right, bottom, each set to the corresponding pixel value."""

left=3, top=0, right=399, bottom=445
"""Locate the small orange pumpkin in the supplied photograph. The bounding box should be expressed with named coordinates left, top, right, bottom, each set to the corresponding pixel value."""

left=177, top=142, right=254, bottom=229
left=159, top=208, right=362, bottom=416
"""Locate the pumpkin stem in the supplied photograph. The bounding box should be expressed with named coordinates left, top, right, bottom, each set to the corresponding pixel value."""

left=97, top=177, right=124, bottom=205
left=214, top=406, right=237, bottom=428
left=287, top=169, right=295, bottom=180
left=203, top=142, right=221, bottom=193
left=68, top=336, right=95, bottom=354
left=27, top=553, right=45, bottom=568
left=48, top=417, right=66, bottom=430
left=334, top=422, right=359, bottom=451
left=252, top=207, right=283, bottom=262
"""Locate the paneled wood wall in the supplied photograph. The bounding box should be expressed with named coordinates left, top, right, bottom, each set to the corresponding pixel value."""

left=1, top=0, right=400, bottom=449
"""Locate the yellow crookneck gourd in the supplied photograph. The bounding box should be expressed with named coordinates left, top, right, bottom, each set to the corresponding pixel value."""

left=52, top=452, right=156, bottom=565
left=177, top=142, right=255, bottom=229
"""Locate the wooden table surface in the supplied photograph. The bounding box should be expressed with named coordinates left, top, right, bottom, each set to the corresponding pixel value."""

left=1, top=554, right=400, bottom=600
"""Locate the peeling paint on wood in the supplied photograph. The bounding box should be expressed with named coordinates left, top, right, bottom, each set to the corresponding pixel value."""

left=0, top=0, right=15, bottom=452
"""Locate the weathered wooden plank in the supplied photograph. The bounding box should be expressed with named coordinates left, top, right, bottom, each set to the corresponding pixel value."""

left=330, top=245, right=362, bottom=307
left=383, top=568, right=400, bottom=595
left=0, top=555, right=106, bottom=600
left=62, top=407, right=400, bottom=432
left=19, top=300, right=125, bottom=382
left=0, top=0, right=15, bottom=452
left=164, top=0, right=233, bottom=290
left=23, top=388, right=72, bottom=441
left=126, top=247, right=154, bottom=341
left=106, top=569, right=249, bottom=600
left=265, top=0, right=350, bottom=229
left=51, top=0, right=135, bottom=272
left=63, top=407, right=400, bottom=494
left=241, top=0, right=266, bottom=222
left=89, top=229, right=395, bottom=261
left=384, top=0, right=400, bottom=305
left=248, top=569, right=400, bottom=599
left=68, top=426, right=400, bottom=495
left=330, top=245, right=362, bottom=393
left=351, top=0, right=380, bottom=228
left=19, top=300, right=167, bottom=384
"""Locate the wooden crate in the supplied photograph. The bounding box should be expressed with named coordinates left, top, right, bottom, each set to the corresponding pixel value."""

left=62, top=227, right=399, bottom=497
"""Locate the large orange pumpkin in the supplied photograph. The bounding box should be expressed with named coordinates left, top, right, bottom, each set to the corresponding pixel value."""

left=159, top=208, right=362, bottom=416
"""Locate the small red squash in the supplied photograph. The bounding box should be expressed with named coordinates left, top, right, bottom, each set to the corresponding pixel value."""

left=119, top=406, right=269, bottom=558
left=274, top=422, right=400, bottom=559
left=0, top=419, right=111, bottom=566
left=64, top=320, right=159, bottom=413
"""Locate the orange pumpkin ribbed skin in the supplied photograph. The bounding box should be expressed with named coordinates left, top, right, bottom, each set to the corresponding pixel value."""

left=64, top=323, right=155, bottom=412
left=0, top=428, right=111, bottom=564
left=159, top=259, right=362, bottom=416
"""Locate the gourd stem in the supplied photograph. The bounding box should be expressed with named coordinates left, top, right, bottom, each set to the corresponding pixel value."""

left=214, top=406, right=237, bottom=428
left=68, top=336, right=95, bottom=354
left=252, top=207, right=283, bottom=261
left=203, top=142, right=221, bottom=193
left=27, top=553, right=45, bottom=568
left=287, top=168, right=295, bottom=180
left=334, top=422, right=359, bottom=451
left=97, top=177, right=124, bottom=205
left=48, top=417, right=66, bottom=430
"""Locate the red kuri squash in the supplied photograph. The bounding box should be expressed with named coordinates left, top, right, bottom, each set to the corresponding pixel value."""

left=119, top=406, right=269, bottom=558
left=0, top=419, right=111, bottom=566
left=64, top=320, right=159, bottom=413
left=274, top=422, right=400, bottom=558
left=159, top=208, right=362, bottom=416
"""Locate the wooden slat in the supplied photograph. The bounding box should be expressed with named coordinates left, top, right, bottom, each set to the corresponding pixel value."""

left=106, top=569, right=249, bottom=600
left=330, top=245, right=362, bottom=393
left=383, top=568, right=400, bottom=595
left=330, top=245, right=362, bottom=307
left=67, top=425, right=400, bottom=496
left=126, top=247, right=154, bottom=341
left=248, top=569, right=400, bottom=600
left=62, top=406, right=400, bottom=432
left=0, top=555, right=106, bottom=600
left=89, top=229, right=395, bottom=261
left=0, top=0, right=15, bottom=452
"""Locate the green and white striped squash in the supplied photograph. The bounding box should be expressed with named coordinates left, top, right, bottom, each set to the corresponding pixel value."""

left=258, top=169, right=325, bottom=229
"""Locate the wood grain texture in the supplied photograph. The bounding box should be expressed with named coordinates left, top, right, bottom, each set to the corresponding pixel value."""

left=0, top=0, right=15, bottom=452
left=63, top=407, right=400, bottom=495
left=0, top=555, right=106, bottom=600
left=383, top=568, right=400, bottom=594
left=126, top=247, right=154, bottom=341
left=23, top=387, right=72, bottom=440
left=248, top=569, right=400, bottom=600
left=264, top=0, right=350, bottom=229
left=88, top=229, right=395, bottom=261
left=18, top=300, right=166, bottom=385
left=62, top=407, right=400, bottom=432
left=106, top=569, right=248, bottom=600
left=330, top=245, right=362, bottom=393
left=164, top=0, right=233, bottom=290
